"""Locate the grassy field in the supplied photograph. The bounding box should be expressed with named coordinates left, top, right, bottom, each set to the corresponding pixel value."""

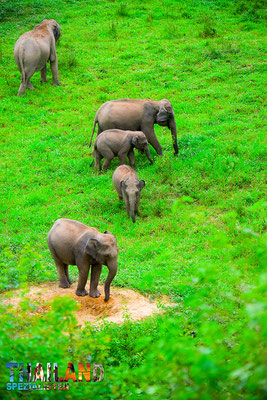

left=0, top=0, right=266, bottom=398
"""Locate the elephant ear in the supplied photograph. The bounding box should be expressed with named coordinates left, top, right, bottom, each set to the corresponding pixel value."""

left=52, top=22, right=61, bottom=41
left=120, top=181, right=127, bottom=191
left=137, top=180, right=146, bottom=191
left=156, top=103, right=172, bottom=126
left=86, top=238, right=98, bottom=260
left=132, top=136, right=139, bottom=147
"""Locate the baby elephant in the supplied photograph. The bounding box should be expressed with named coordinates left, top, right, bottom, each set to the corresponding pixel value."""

left=90, top=129, right=153, bottom=171
left=47, top=218, right=118, bottom=302
left=14, top=19, right=61, bottom=96
left=112, top=165, right=145, bottom=223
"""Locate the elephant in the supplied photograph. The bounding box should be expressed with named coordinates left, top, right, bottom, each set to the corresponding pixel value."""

left=90, top=129, right=153, bottom=171
left=89, top=98, right=178, bottom=155
left=112, top=165, right=145, bottom=223
left=47, top=219, right=118, bottom=302
left=14, top=19, right=61, bottom=96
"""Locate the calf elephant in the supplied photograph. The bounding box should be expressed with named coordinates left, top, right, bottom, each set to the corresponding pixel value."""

left=14, top=19, right=61, bottom=96
left=47, top=219, right=118, bottom=302
left=112, top=165, right=145, bottom=223
left=89, top=98, right=178, bottom=155
left=90, top=129, right=153, bottom=171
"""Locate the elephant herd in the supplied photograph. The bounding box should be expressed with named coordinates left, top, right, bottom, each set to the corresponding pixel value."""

left=14, top=19, right=179, bottom=302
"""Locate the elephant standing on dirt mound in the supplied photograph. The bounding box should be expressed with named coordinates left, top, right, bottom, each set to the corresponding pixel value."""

left=89, top=98, right=178, bottom=155
left=14, top=19, right=61, bottom=96
left=47, top=219, right=118, bottom=302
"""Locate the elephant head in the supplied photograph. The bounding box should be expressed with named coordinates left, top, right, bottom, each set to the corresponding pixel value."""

left=39, top=19, right=61, bottom=41
left=132, top=134, right=153, bottom=164
left=155, top=99, right=178, bottom=155
left=86, top=232, right=118, bottom=301
left=121, top=179, right=146, bottom=223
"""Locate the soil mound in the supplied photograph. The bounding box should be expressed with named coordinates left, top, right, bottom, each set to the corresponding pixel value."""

left=2, top=282, right=171, bottom=326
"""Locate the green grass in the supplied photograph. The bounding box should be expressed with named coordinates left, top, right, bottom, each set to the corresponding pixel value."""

left=0, top=0, right=266, bottom=398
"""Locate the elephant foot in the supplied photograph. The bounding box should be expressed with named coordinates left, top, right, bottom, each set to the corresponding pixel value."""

left=53, top=81, right=61, bottom=86
left=18, top=86, right=26, bottom=96
left=75, top=288, right=88, bottom=296
left=59, top=281, right=70, bottom=289
left=41, top=79, right=48, bottom=83
left=89, top=289, right=101, bottom=298
left=27, top=83, right=35, bottom=90
left=67, top=279, right=73, bottom=285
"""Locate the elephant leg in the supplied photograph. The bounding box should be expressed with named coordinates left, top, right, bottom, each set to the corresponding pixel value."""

left=94, top=151, right=103, bottom=170
left=40, top=65, right=48, bottom=82
left=118, top=151, right=128, bottom=166
left=148, top=135, right=162, bottom=155
left=76, top=263, right=90, bottom=296
left=102, top=157, right=113, bottom=171
left=18, top=81, right=26, bottom=96
left=50, top=59, right=60, bottom=85
left=89, top=264, right=102, bottom=298
left=55, top=261, right=70, bottom=288
left=101, top=148, right=114, bottom=171
left=127, top=150, right=136, bottom=168
left=64, top=265, right=72, bottom=285
left=26, top=79, right=34, bottom=90
left=141, top=125, right=163, bottom=155
left=23, top=66, right=35, bottom=91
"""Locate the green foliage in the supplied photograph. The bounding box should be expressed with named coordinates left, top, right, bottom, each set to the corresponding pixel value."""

left=116, top=3, right=129, bottom=18
left=0, top=0, right=266, bottom=398
left=233, top=0, right=266, bottom=21
left=199, top=15, right=217, bottom=38
left=0, top=245, right=51, bottom=291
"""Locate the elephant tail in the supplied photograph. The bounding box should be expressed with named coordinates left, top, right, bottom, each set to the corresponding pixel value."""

left=19, top=46, right=26, bottom=84
left=89, top=114, right=98, bottom=148
left=90, top=146, right=95, bottom=167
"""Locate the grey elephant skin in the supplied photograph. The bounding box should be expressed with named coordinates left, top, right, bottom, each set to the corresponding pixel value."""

left=47, top=219, right=118, bottom=302
left=90, top=129, right=153, bottom=171
left=112, top=165, right=145, bottom=223
left=89, top=98, right=178, bottom=155
left=14, top=19, right=61, bottom=96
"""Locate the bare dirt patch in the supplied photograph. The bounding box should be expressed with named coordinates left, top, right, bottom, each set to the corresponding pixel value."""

left=1, top=282, right=172, bottom=326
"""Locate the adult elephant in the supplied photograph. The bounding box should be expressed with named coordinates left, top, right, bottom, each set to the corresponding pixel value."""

left=14, top=19, right=61, bottom=96
left=89, top=99, right=178, bottom=155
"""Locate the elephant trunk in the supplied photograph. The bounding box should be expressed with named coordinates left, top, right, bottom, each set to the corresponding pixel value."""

left=129, top=196, right=136, bottom=223
left=104, top=262, right=118, bottom=302
left=131, top=210, right=136, bottom=223
left=169, top=115, right=178, bottom=155
left=145, top=145, right=153, bottom=165
left=122, top=190, right=130, bottom=217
